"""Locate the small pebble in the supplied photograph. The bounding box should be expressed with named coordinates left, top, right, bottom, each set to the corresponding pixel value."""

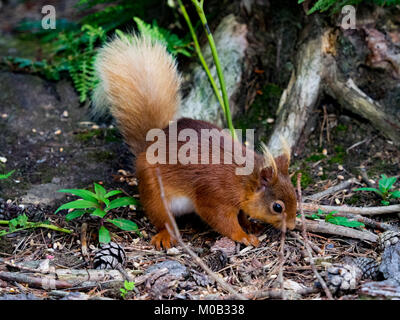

left=54, top=129, right=62, bottom=135
left=167, top=247, right=180, bottom=255
left=62, top=110, right=69, bottom=118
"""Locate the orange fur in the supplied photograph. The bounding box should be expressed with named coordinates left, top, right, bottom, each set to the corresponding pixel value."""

left=93, top=35, right=297, bottom=250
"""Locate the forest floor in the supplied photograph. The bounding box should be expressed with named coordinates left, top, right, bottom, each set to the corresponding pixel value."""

left=1, top=92, right=399, bottom=300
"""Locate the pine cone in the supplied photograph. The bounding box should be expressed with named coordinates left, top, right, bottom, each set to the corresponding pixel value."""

left=93, top=242, right=126, bottom=269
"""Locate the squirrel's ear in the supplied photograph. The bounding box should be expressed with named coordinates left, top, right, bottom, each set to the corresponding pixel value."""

left=275, top=154, right=290, bottom=175
left=260, top=167, right=278, bottom=185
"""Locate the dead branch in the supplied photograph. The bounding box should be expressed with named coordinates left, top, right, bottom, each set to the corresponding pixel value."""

left=133, top=268, right=169, bottom=286
left=302, top=203, right=400, bottom=216
left=223, top=287, right=319, bottom=300
left=267, top=17, right=326, bottom=154
left=340, top=214, right=399, bottom=232
left=359, top=167, right=376, bottom=188
left=323, top=56, right=400, bottom=145
left=297, top=173, right=334, bottom=300
left=155, top=168, right=247, bottom=300
left=0, top=271, right=73, bottom=289
left=278, top=212, right=287, bottom=299
left=295, top=218, right=378, bottom=242
left=304, top=178, right=357, bottom=201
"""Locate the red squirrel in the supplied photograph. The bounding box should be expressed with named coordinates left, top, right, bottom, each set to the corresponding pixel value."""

left=92, top=35, right=297, bottom=249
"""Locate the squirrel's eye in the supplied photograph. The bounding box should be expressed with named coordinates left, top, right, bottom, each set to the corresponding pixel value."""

left=271, top=200, right=285, bottom=214
left=273, top=203, right=282, bottom=213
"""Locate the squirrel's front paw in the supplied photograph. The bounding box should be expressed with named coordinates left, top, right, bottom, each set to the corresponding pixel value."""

left=150, top=229, right=177, bottom=250
left=241, top=234, right=260, bottom=247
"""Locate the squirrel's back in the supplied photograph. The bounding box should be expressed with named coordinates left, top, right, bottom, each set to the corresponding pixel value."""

left=92, top=35, right=181, bottom=154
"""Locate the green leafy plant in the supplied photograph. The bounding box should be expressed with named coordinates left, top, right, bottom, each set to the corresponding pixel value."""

left=304, top=209, right=325, bottom=220
left=325, top=210, right=365, bottom=228
left=301, top=209, right=365, bottom=228
left=0, top=170, right=14, bottom=180
left=0, top=213, right=72, bottom=237
left=132, top=17, right=193, bottom=57
left=56, top=183, right=140, bottom=243
left=298, top=0, right=400, bottom=15
left=354, top=174, right=400, bottom=206
left=177, top=0, right=236, bottom=137
left=120, top=280, right=135, bottom=299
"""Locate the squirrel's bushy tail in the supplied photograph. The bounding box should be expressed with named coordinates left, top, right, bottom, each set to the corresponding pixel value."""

left=92, top=35, right=181, bottom=154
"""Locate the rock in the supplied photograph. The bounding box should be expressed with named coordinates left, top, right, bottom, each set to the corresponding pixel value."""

left=179, top=14, right=248, bottom=127
left=20, top=182, right=65, bottom=206
left=146, top=260, right=189, bottom=279
left=0, top=293, right=42, bottom=300
left=0, top=72, right=132, bottom=202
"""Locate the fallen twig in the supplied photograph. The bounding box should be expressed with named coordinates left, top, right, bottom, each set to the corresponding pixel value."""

left=359, top=167, right=376, bottom=188
left=339, top=214, right=399, bottom=232
left=304, top=178, right=357, bottom=201
left=295, top=218, right=378, bottom=242
left=155, top=168, right=247, bottom=300
left=223, top=287, right=319, bottom=300
left=297, top=173, right=334, bottom=300
left=288, top=231, right=323, bottom=255
left=302, top=203, right=400, bottom=216
left=80, top=223, right=90, bottom=263
left=0, top=271, right=73, bottom=289
left=278, top=212, right=287, bottom=299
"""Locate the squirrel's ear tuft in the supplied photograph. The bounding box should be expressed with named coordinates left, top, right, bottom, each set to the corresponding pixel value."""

left=275, top=154, right=290, bottom=175
left=279, top=134, right=291, bottom=164
left=259, top=142, right=278, bottom=185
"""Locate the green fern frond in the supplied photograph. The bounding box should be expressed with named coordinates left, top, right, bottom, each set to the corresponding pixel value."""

left=304, top=0, right=400, bottom=14
left=133, top=17, right=193, bottom=57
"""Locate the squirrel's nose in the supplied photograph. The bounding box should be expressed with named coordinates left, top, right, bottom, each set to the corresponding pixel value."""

left=286, top=220, right=296, bottom=230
